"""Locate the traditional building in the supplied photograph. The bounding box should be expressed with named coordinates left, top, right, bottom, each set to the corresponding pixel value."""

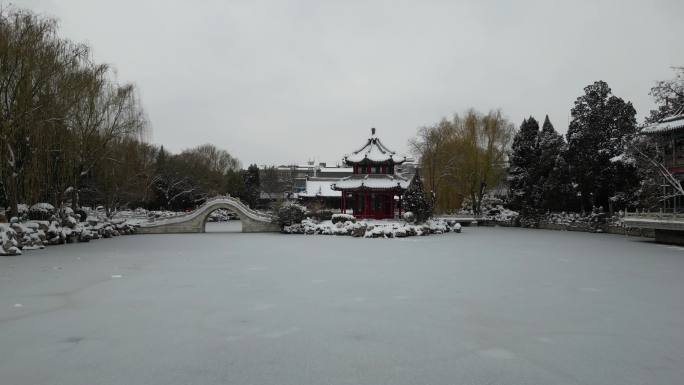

left=642, top=106, right=684, bottom=179
left=287, top=164, right=353, bottom=210
left=297, top=177, right=343, bottom=210
left=332, top=128, right=410, bottom=219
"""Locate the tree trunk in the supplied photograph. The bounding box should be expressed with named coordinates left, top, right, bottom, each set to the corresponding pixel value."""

left=71, top=183, right=80, bottom=210
left=6, top=171, right=19, bottom=219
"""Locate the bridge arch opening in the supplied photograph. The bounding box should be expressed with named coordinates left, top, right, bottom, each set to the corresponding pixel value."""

left=202, top=208, right=243, bottom=233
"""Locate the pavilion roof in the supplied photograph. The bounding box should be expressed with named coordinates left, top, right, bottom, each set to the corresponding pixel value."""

left=332, top=174, right=409, bottom=191
left=642, top=106, right=684, bottom=134
left=344, top=128, right=407, bottom=164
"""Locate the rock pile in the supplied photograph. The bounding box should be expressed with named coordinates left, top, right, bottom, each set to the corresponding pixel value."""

left=0, top=214, right=137, bottom=256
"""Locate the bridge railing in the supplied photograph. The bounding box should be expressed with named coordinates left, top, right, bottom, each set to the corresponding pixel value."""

left=194, top=195, right=274, bottom=222
left=142, top=195, right=274, bottom=226
left=624, top=210, right=684, bottom=221
left=210, top=195, right=273, bottom=221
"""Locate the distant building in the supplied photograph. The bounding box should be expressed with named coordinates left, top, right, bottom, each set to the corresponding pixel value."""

left=332, top=128, right=410, bottom=219
left=265, top=162, right=352, bottom=195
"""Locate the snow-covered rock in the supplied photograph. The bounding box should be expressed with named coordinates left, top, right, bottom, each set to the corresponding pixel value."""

left=207, top=209, right=239, bottom=222
left=0, top=210, right=138, bottom=255
left=282, top=217, right=463, bottom=239
left=1, top=224, right=21, bottom=255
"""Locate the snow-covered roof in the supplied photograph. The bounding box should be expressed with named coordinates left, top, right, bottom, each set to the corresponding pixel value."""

left=609, top=153, right=636, bottom=165
left=299, top=179, right=341, bottom=198
left=641, top=107, right=684, bottom=134
left=320, top=167, right=353, bottom=173
left=344, top=128, right=407, bottom=164
left=29, top=203, right=55, bottom=212
left=275, top=165, right=315, bottom=171
left=332, top=174, right=410, bottom=191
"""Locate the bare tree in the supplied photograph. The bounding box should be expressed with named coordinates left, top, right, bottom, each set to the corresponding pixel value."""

left=67, top=65, right=147, bottom=208
left=627, top=136, right=684, bottom=208
left=0, top=8, right=75, bottom=216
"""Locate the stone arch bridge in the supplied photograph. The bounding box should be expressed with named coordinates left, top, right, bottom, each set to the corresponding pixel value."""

left=137, top=196, right=280, bottom=234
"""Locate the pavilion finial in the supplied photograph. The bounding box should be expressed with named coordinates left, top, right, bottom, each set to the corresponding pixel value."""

left=371, top=127, right=376, bottom=136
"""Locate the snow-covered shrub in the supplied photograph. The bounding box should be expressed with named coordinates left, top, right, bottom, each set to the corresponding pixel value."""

left=537, top=210, right=616, bottom=233
left=282, top=223, right=304, bottom=234
left=28, top=203, right=55, bottom=221
left=402, top=211, right=415, bottom=223
left=425, top=218, right=448, bottom=234
left=331, top=213, right=355, bottom=224
left=16, top=204, right=29, bottom=220
left=461, top=201, right=519, bottom=226
left=277, top=203, right=306, bottom=228
left=487, top=206, right=519, bottom=223
left=308, top=209, right=333, bottom=221
left=74, top=208, right=88, bottom=222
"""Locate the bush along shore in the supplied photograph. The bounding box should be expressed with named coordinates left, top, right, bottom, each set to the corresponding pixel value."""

left=282, top=214, right=463, bottom=238
left=0, top=204, right=138, bottom=256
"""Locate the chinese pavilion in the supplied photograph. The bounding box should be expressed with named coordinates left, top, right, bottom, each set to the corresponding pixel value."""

left=332, top=128, right=410, bottom=219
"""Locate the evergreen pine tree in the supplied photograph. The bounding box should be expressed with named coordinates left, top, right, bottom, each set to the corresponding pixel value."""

left=403, top=170, right=433, bottom=223
left=566, top=81, right=637, bottom=211
left=224, top=169, right=246, bottom=199
left=151, top=146, right=170, bottom=209
left=508, top=117, right=540, bottom=213
left=242, top=164, right=260, bottom=208
left=537, top=116, right=569, bottom=211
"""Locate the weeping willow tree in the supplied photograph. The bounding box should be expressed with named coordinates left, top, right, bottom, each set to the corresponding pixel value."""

left=410, top=109, right=514, bottom=214
left=0, top=6, right=148, bottom=217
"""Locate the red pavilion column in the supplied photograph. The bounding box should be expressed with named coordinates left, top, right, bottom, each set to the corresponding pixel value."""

left=398, top=194, right=402, bottom=218
left=341, top=191, right=345, bottom=213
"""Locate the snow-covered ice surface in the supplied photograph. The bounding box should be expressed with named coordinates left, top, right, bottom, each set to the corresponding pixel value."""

left=1, top=228, right=683, bottom=385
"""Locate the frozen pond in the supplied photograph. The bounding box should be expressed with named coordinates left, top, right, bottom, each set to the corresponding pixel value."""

left=1, top=227, right=683, bottom=385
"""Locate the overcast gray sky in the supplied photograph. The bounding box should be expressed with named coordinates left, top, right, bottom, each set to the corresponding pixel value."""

left=16, top=0, right=684, bottom=166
